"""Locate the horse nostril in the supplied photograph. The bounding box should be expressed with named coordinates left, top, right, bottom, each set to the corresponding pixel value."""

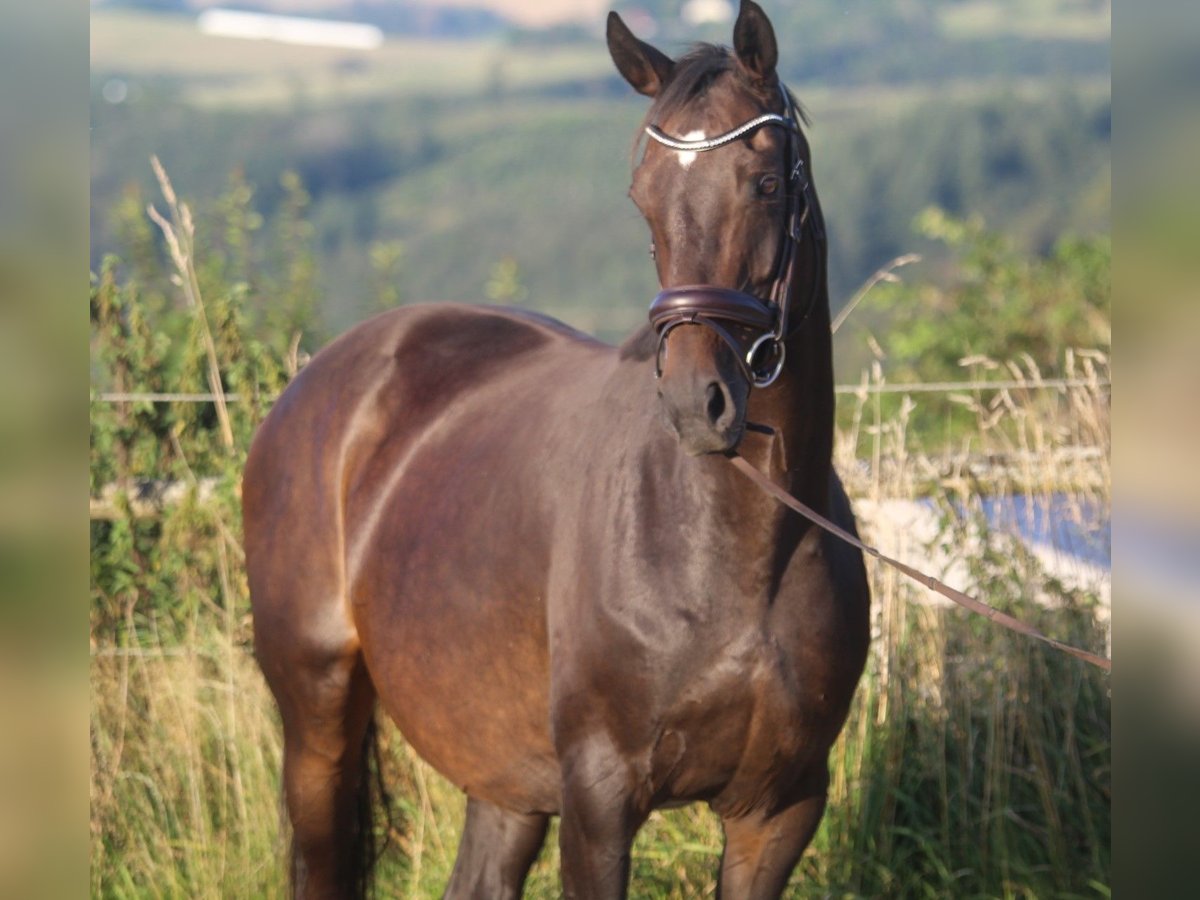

left=705, top=381, right=727, bottom=427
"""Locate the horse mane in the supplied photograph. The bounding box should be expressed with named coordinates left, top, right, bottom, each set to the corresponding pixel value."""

left=618, top=323, right=657, bottom=361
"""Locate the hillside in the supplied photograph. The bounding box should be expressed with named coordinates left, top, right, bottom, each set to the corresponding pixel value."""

left=89, top=9, right=1112, bottom=893
left=90, top=1, right=1110, bottom=357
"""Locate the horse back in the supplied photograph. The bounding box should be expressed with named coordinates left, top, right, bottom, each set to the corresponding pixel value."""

left=243, top=302, right=604, bottom=624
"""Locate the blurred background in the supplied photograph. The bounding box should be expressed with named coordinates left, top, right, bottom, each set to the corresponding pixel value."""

left=29, top=1, right=1200, bottom=898
left=90, top=0, right=1111, bottom=358
left=73, top=1, right=1174, bottom=898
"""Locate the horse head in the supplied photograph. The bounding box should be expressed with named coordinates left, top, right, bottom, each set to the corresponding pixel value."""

left=608, top=0, right=821, bottom=457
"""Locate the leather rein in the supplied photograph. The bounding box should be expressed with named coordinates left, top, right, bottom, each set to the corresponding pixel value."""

left=645, top=85, right=824, bottom=389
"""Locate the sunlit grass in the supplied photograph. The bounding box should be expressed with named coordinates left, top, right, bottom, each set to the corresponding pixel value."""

left=88, top=160, right=1108, bottom=899
left=90, top=358, right=1110, bottom=896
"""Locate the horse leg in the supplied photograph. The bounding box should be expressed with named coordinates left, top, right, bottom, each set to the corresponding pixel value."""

left=715, top=767, right=829, bottom=900
left=557, top=739, right=645, bottom=900
left=275, top=651, right=378, bottom=900
left=442, top=797, right=549, bottom=900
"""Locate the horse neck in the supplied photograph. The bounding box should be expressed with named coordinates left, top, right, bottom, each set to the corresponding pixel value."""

left=606, top=306, right=833, bottom=600
left=745, top=254, right=835, bottom=515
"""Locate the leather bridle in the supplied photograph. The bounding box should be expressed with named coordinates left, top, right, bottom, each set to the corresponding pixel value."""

left=645, top=85, right=824, bottom=389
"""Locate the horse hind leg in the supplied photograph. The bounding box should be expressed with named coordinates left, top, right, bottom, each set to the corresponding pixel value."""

left=443, top=797, right=549, bottom=900
left=272, top=648, right=380, bottom=899
left=716, top=766, right=829, bottom=900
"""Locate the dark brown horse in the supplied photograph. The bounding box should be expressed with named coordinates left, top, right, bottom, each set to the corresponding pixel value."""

left=243, top=2, right=870, bottom=896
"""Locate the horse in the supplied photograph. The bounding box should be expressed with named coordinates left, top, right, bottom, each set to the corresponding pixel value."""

left=243, top=2, right=870, bottom=897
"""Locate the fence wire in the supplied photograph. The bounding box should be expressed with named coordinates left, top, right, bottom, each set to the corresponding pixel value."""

left=92, top=377, right=1109, bottom=405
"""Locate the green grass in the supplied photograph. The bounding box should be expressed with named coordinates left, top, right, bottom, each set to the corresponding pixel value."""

left=90, top=347, right=1111, bottom=896
left=89, top=537, right=1110, bottom=897
left=91, top=10, right=614, bottom=109
left=938, top=0, right=1111, bottom=42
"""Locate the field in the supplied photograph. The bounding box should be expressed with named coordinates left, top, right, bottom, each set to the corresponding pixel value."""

left=89, top=164, right=1110, bottom=896
left=90, top=3, right=1110, bottom=895
left=90, top=4, right=1111, bottom=344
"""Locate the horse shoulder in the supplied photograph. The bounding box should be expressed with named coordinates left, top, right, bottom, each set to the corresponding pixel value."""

left=772, top=470, right=871, bottom=731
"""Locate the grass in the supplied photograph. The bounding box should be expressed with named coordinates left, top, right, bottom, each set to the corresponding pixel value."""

left=90, top=10, right=614, bottom=109
left=90, top=643, right=283, bottom=898
left=938, top=0, right=1112, bottom=42
left=89, top=356, right=1110, bottom=897
left=89, top=150, right=1107, bottom=900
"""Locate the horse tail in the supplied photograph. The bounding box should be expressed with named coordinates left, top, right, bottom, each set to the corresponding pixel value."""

left=354, top=714, right=397, bottom=898
left=360, top=715, right=398, bottom=897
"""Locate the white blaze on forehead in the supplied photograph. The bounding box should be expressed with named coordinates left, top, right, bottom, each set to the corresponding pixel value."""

left=675, top=131, right=707, bottom=169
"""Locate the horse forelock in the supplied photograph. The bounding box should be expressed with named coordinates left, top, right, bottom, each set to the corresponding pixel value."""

left=650, top=44, right=733, bottom=122
left=633, top=44, right=726, bottom=163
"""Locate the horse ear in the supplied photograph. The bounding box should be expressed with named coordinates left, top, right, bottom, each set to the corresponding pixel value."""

left=606, top=11, right=674, bottom=98
left=732, top=0, right=778, bottom=86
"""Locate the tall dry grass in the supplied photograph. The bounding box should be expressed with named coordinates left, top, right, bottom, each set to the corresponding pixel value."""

left=89, top=352, right=1109, bottom=897
left=90, top=163, right=1108, bottom=898
left=813, top=350, right=1110, bottom=898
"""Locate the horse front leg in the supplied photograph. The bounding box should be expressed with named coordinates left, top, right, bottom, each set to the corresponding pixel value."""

left=716, top=766, right=829, bottom=900
left=444, top=797, right=549, bottom=900
left=557, top=736, right=647, bottom=900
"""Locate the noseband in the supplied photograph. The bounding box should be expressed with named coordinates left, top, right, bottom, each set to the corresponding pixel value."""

left=645, top=85, right=824, bottom=389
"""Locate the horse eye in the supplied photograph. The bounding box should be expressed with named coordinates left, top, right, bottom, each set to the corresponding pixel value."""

left=757, top=175, right=781, bottom=197
left=649, top=241, right=657, bottom=261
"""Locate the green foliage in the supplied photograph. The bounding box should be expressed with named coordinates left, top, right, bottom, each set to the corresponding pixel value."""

left=819, top=504, right=1110, bottom=897
left=836, top=208, right=1109, bottom=447
left=822, top=90, right=1110, bottom=306
left=485, top=256, right=528, bottom=303
left=90, top=169, right=306, bottom=895
left=884, top=207, right=1109, bottom=383
left=369, top=239, right=408, bottom=310
left=89, top=168, right=301, bottom=642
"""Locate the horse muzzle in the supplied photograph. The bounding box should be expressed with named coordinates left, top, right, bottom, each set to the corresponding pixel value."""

left=652, top=303, right=755, bottom=456
left=658, top=366, right=747, bottom=456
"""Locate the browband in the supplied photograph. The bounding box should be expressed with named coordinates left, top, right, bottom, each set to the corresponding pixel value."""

left=644, top=112, right=798, bottom=153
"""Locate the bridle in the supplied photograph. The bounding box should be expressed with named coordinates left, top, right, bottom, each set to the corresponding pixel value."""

left=645, top=84, right=825, bottom=389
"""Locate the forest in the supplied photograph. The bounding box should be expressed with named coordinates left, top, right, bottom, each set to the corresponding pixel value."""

left=91, top=0, right=1110, bottom=354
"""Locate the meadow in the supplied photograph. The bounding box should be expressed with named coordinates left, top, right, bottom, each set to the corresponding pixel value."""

left=90, top=3, right=1110, bottom=345
left=90, top=3, right=1110, bottom=894
left=89, top=162, right=1110, bottom=897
